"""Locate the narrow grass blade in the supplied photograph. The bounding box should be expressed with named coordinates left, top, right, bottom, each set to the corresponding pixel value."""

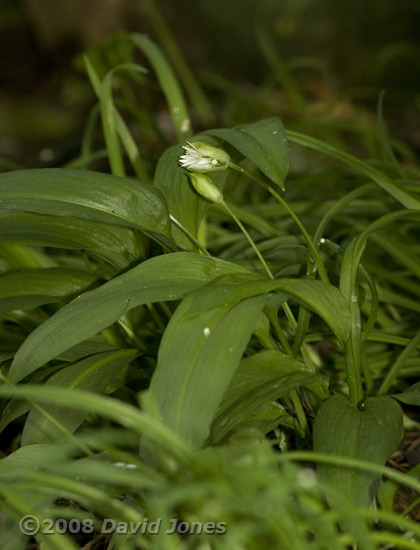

left=144, top=0, right=214, bottom=126
left=287, top=130, right=420, bottom=210
left=0, top=385, right=191, bottom=458
left=130, top=33, right=192, bottom=140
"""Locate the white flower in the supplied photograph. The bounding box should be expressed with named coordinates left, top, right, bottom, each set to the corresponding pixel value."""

left=178, top=141, right=230, bottom=172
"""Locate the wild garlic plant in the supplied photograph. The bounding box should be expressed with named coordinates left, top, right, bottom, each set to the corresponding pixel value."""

left=1, top=28, right=420, bottom=550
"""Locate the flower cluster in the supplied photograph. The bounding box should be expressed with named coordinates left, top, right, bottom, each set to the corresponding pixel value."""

left=179, top=142, right=230, bottom=172
left=178, top=141, right=230, bottom=203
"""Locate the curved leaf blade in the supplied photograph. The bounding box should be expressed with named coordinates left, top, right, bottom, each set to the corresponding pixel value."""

left=0, top=212, right=142, bottom=269
left=22, top=349, right=140, bottom=445
left=219, top=350, right=328, bottom=412
left=185, top=273, right=351, bottom=345
left=287, top=130, right=420, bottom=210
left=0, top=168, right=173, bottom=249
left=149, top=292, right=267, bottom=447
left=211, top=371, right=325, bottom=444
left=130, top=33, right=192, bottom=140
left=9, top=252, right=248, bottom=382
left=206, top=117, right=289, bottom=188
left=0, top=268, right=98, bottom=312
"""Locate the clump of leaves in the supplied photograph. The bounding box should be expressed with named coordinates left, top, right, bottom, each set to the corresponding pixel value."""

left=1, top=28, right=420, bottom=550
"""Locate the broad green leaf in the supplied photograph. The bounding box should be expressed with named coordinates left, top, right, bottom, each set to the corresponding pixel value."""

left=205, top=117, right=289, bottom=188
left=218, top=401, right=292, bottom=442
left=185, top=273, right=351, bottom=345
left=9, top=252, right=248, bottom=382
left=0, top=268, right=98, bottom=313
left=313, top=395, right=403, bottom=507
left=56, top=339, right=117, bottom=362
left=0, top=168, right=173, bottom=249
left=220, top=350, right=329, bottom=411
left=0, top=212, right=141, bottom=269
left=211, top=370, right=326, bottom=444
left=153, top=144, right=202, bottom=249
left=22, top=349, right=140, bottom=445
left=148, top=292, right=267, bottom=447
left=0, top=444, right=68, bottom=479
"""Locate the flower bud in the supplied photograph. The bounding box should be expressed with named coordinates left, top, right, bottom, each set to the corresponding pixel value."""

left=189, top=173, right=224, bottom=203
left=179, top=141, right=230, bottom=172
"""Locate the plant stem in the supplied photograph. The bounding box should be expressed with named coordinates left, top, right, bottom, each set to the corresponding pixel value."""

left=229, top=163, right=329, bottom=283
left=227, top=163, right=319, bottom=372
left=221, top=200, right=274, bottom=280
left=222, top=201, right=310, bottom=435
left=169, top=214, right=211, bottom=256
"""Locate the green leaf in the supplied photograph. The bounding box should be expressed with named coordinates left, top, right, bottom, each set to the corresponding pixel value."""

left=84, top=57, right=150, bottom=179
left=219, top=401, right=291, bottom=442
left=0, top=367, right=62, bottom=434
left=287, top=130, right=420, bottom=210
left=148, top=292, right=267, bottom=447
left=130, top=33, right=192, bottom=140
left=0, top=168, right=173, bottom=249
left=340, top=211, right=420, bottom=302
left=184, top=273, right=351, bottom=345
left=220, top=350, right=329, bottom=410
left=9, top=252, right=248, bottom=382
left=0, top=212, right=142, bottom=269
left=313, top=395, right=403, bottom=507
left=392, top=381, right=420, bottom=406
left=206, top=117, right=289, bottom=189
left=339, top=210, right=420, bottom=405
left=210, top=351, right=328, bottom=443
left=0, top=385, right=191, bottom=459
left=99, top=63, right=146, bottom=177
left=0, top=444, right=68, bottom=479
left=212, top=372, right=324, bottom=445
left=22, top=349, right=140, bottom=445
left=0, top=268, right=98, bottom=313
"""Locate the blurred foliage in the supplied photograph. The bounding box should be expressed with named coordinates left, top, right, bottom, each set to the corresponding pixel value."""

left=0, top=0, right=419, bottom=168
